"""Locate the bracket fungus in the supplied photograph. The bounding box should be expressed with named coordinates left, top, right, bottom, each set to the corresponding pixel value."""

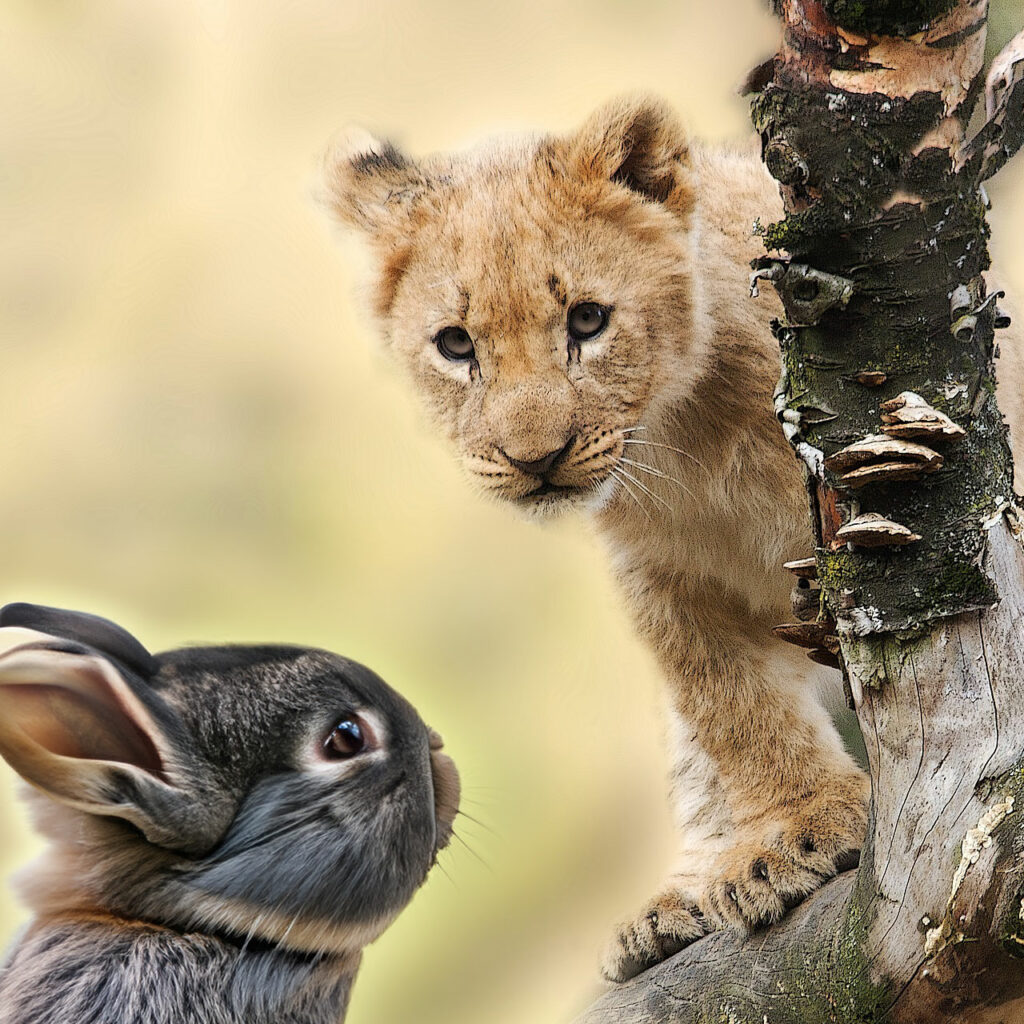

left=835, top=512, right=923, bottom=548
left=850, top=369, right=888, bottom=387
left=806, top=647, right=842, bottom=670
left=771, top=621, right=840, bottom=652
left=880, top=391, right=967, bottom=442
left=824, top=434, right=944, bottom=488
left=783, top=556, right=818, bottom=579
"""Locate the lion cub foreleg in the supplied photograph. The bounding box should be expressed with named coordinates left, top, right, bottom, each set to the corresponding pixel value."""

left=603, top=604, right=868, bottom=982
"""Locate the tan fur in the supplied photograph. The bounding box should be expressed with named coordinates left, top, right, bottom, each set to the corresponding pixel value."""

left=325, top=97, right=1024, bottom=981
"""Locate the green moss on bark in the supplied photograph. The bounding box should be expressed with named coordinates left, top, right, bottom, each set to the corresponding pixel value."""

left=752, top=62, right=1012, bottom=633
left=685, top=897, right=893, bottom=1023
left=822, top=0, right=957, bottom=36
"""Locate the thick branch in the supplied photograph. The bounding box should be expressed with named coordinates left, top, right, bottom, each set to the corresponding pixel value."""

left=577, top=874, right=861, bottom=1023
left=581, top=1, right=1024, bottom=1020
left=579, top=526, right=1024, bottom=1024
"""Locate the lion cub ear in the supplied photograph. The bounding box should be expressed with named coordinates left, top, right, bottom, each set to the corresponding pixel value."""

left=322, top=128, right=429, bottom=236
left=567, top=96, right=694, bottom=213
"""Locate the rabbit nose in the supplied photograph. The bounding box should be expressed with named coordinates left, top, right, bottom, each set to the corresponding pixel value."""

left=427, top=728, right=444, bottom=751
left=430, top=749, right=460, bottom=846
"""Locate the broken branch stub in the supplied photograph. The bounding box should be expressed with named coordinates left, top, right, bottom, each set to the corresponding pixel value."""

left=960, top=27, right=1024, bottom=183
left=749, top=258, right=855, bottom=325
left=806, top=647, right=841, bottom=670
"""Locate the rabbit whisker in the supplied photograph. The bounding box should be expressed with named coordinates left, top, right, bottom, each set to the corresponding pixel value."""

left=456, top=809, right=497, bottom=835
left=433, top=859, right=459, bottom=889
left=450, top=829, right=491, bottom=870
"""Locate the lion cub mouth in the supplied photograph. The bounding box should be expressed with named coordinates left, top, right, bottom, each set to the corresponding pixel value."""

left=524, top=481, right=580, bottom=499
left=513, top=476, right=612, bottom=513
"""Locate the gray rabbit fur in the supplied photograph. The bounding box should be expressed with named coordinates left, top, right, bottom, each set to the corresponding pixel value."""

left=0, top=603, right=460, bottom=1024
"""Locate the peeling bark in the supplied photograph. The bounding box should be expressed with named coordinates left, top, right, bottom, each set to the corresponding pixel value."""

left=578, top=2, right=1024, bottom=1021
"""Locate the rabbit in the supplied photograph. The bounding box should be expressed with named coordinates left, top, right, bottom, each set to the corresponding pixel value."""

left=0, top=602, right=460, bottom=1024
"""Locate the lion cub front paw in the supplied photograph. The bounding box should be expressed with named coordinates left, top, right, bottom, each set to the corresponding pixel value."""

left=603, top=777, right=869, bottom=982
left=702, top=781, right=868, bottom=932
left=601, top=888, right=709, bottom=983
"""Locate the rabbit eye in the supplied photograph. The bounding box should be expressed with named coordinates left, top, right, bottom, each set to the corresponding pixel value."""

left=325, top=719, right=365, bottom=758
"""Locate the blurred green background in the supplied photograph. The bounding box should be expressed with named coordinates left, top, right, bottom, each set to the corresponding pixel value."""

left=1, top=1, right=1021, bottom=1022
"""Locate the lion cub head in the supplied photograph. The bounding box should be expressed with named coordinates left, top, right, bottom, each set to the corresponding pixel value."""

left=326, top=98, right=703, bottom=516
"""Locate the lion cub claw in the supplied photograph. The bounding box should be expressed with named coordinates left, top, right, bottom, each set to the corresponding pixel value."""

left=604, top=779, right=869, bottom=982
left=602, top=889, right=709, bottom=983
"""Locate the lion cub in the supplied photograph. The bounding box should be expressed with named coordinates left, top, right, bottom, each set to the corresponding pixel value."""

left=324, top=97, right=1022, bottom=981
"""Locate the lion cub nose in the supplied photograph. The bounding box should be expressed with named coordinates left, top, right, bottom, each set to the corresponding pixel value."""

left=501, top=435, right=576, bottom=477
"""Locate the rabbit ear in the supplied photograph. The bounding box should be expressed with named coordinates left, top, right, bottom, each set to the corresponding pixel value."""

left=0, top=603, right=157, bottom=678
left=0, top=634, right=207, bottom=852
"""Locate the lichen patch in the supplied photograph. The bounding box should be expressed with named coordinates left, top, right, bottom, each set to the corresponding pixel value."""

left=924, top=793, right=1015, bottom=956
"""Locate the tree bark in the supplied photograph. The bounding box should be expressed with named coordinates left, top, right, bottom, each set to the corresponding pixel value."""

left=579, top=2, right=1024, bottom=1021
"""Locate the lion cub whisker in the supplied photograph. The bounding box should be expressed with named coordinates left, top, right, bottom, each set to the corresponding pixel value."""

left=609, top=469, right=652, bottom=522
left=618, top=456, right=693, bottom=501
left=614, top=466, right=675, bottom=516
left=622, top=437, right=707, bottom=472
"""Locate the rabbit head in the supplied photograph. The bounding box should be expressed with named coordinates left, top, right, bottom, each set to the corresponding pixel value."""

left=0, top=603, right=460, bottom=958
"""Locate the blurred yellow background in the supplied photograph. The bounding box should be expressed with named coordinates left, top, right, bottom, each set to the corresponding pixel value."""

left=1, top=1, right=1021, bottom=1022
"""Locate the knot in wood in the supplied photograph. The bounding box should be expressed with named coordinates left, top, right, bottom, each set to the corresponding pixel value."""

left=764, top=139, right=809, bottom=186
left=776, top=264, right=855, bottom=326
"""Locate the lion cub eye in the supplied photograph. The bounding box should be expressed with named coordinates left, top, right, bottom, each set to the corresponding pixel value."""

left=567, top=302, right=610, bottom=342
left=434, top=326, right=476, bottom=362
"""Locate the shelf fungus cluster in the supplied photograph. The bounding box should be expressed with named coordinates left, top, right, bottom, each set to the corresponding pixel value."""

left=879, top=391, right=967, bottom=442
left=824, top=433, right=944, bottom=488
left=835, top=512, right=922, bottom=548
left=775, top=558, right=841, bottom=670
left=822, top=391, right=966, bottom=490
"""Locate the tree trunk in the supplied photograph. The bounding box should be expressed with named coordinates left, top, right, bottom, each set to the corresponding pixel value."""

left=579, top=2, right=1024, bottom=1021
